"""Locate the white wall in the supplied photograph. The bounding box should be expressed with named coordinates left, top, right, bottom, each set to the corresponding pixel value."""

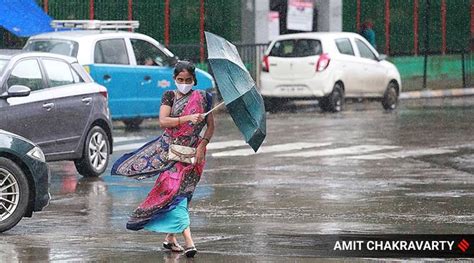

left=316, top=0, right=342, bottom=32
left=255, top=0, right=270, bottom=44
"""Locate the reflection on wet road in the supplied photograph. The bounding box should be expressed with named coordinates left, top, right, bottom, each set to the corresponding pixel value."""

left=2, top=101, right=474, bottom=261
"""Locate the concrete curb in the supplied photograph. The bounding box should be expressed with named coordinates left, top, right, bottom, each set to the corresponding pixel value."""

left=400, top=87, right=474, bottom=100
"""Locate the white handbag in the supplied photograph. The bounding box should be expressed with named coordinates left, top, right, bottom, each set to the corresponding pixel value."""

left=168, top=144, right=196, bottom=164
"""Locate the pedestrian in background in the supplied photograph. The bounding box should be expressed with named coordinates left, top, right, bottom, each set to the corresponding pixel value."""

left=112, top=60, right=215, bottom=258
left=360, top=20, right=376, bottom=48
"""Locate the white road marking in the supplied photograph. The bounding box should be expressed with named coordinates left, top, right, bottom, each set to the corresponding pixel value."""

left=212, top=142, right=331, bottom=157
left=206, top=140, right=249, bottom=150
left=114, top=136, right=146, bottom=143
left=349, top=148, right=457, bottom=160
left=114, top=143, right=148, bottom=152
left=275, top=145, right=400, bottom=158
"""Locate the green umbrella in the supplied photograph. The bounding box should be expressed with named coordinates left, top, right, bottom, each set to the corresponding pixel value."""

left=205, top=32, right=266, bottom=152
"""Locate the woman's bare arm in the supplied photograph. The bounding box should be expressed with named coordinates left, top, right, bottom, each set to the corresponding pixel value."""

left=159, top=105, right=180, bottom=128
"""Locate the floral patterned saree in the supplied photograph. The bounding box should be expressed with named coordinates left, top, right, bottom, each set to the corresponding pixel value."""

left=111, top=90, right=210, bottom=230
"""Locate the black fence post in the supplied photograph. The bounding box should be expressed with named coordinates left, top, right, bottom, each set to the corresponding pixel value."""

left=423, top=0, right=430, bottom=90
left=462, top=51, right=466, bottom=88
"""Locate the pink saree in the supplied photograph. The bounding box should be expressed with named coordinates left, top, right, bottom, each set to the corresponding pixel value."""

left=111, top=90, right=210, bottom=230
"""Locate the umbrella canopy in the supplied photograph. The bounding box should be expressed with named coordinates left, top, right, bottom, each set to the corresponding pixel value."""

left=205, top=32, right=266, bottom=152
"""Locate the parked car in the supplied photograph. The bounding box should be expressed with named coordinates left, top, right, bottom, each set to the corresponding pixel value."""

left=0, top=50, right=113, bottom=177
left=24, top=20, right=216, bottom=129
left=260, top=32, right=402, bottom=112
left=0, top=129, right=50, bottom=232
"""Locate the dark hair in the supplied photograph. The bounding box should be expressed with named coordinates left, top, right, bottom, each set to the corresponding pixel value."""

left=173, top=60, right=197, bottom=86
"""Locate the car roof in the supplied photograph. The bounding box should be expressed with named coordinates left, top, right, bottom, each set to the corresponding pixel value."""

left=29, top=30, right=149, bottom=41
left=0, top=49, right=77, bottom=63
left=272, top=32, right=361, bottom=41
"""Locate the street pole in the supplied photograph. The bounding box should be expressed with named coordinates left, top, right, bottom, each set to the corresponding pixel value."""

left=128, top=0, right=133, bottom=32
left=413, top=0, right=419, bottom=55
left=43, top=0, right=48, bottom=13
left=423, top=0, right=430, bottom=89
left=462, top=51, right=466, bottom=88
left=89, top=0, right=94, bottom=20
left=164, top=0, right=170, bottom=47
left=200, top=0, right=205, bottom=63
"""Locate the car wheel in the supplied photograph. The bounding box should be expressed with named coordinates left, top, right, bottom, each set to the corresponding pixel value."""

left=382, top=82, right=398, bottom=110
left=75, top=126, right=110, bottom=177
left=321, top=83, right=344, bottom=112
left=123, top=118, right=144, bottom=130
left=0, top=157, right=30, bottom=233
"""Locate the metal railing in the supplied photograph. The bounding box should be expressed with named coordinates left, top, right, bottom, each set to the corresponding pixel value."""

left=462, top=49, right=472, bottom=88
left=168, top=43, right=268, bottom=83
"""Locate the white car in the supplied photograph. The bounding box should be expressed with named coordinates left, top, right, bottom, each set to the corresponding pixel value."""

left=260, top=32, right=402, bottom=112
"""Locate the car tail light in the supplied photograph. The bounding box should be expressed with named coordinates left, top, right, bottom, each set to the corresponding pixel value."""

left=100, top=90, right=108, bottom=99
left=316, top=53, right=330, bottom=72
left=262, top=55, right=270, bottom=72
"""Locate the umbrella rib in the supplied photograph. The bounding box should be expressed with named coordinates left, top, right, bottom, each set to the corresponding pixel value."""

left=208, top=58, right=249, bottom=74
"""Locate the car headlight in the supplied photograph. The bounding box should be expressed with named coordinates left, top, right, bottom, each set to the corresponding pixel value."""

left=27, top=147, right=46, bottom=162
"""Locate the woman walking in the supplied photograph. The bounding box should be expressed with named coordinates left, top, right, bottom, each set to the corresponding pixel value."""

left=112, top=61, right=214, bottom=258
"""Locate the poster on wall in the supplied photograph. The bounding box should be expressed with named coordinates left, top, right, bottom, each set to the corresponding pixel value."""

left=287, top=0, right=314, bottom=32
left=268, top=11, right=280, bottom=40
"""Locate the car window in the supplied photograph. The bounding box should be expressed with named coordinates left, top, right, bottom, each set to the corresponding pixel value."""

left=42, top=59, right=80, bottom=87
left=269, top=39, right=322, bottom=57
left=131, top=39, right=170, bottom=66
left=355, top=39, right=377, bottom=60
left=71, top=63, right=92, bottom=83
left=24, top=40, right=79, bottom=57
left=94, top=39, right=130, bottom=65
left=70, top=67, right=84, bottom=83
left=335, top=38, right=355, bottom=56
left=7, top=59, right=43, bottom=91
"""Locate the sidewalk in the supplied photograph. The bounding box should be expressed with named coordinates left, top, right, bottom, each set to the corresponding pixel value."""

left=400, top=87, right=474, bottom=100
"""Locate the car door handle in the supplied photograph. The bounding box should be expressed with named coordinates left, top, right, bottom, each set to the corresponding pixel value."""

left=81, top=97, right=92, bottom=105
left=42, top=102, right=54, bottom=111
left=103, top=74, right=112, bottom=83
left=141, top=76, right=152, bottom=85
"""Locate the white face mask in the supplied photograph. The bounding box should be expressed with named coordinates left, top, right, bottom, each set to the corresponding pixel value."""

left=175, top=81, right=193, bottom=94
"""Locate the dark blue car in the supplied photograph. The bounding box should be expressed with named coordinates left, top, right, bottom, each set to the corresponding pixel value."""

left=0, top=129, right=50, bottom=233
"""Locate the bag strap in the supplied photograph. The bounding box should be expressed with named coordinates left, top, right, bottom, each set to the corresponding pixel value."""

left=170, top=147, right=196, bottom=158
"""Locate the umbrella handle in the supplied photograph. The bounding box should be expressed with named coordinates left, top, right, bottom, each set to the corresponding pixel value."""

left=203, top=101, right=225, bottom=117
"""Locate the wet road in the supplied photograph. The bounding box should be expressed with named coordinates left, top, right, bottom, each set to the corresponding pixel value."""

left=2, top=99, right=474, bottom=262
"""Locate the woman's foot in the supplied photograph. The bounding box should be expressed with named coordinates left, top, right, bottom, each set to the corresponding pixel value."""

left=163, top=241, right=184, bottom=252
left=184, top=246, right=197, bottom=258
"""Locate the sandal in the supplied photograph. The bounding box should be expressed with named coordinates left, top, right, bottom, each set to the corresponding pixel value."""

left=184, top=246, right=197, bottom=258
left=163, top=241, right=184, bottom=252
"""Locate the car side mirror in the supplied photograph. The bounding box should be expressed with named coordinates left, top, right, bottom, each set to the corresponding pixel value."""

left=7, top=85, right=31, bottom=97
left=378, top=54, right=387, bottom=61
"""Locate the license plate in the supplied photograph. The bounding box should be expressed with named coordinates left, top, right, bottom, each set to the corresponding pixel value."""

left=279, top=86, right=305, bottom=92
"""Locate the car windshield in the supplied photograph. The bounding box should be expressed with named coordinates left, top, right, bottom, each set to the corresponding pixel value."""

left=270, top=39, right=322, bottom=57
left=0, top=59, right=8, bottom=73
left=24, top=40, right=79, bottom=57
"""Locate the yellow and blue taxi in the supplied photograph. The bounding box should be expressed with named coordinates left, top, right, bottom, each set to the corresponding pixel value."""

left=24, top=20, right=215, bottom=129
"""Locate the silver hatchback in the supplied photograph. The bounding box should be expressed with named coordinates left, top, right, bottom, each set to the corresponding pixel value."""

left=0, top=50, right=113, bottom=177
